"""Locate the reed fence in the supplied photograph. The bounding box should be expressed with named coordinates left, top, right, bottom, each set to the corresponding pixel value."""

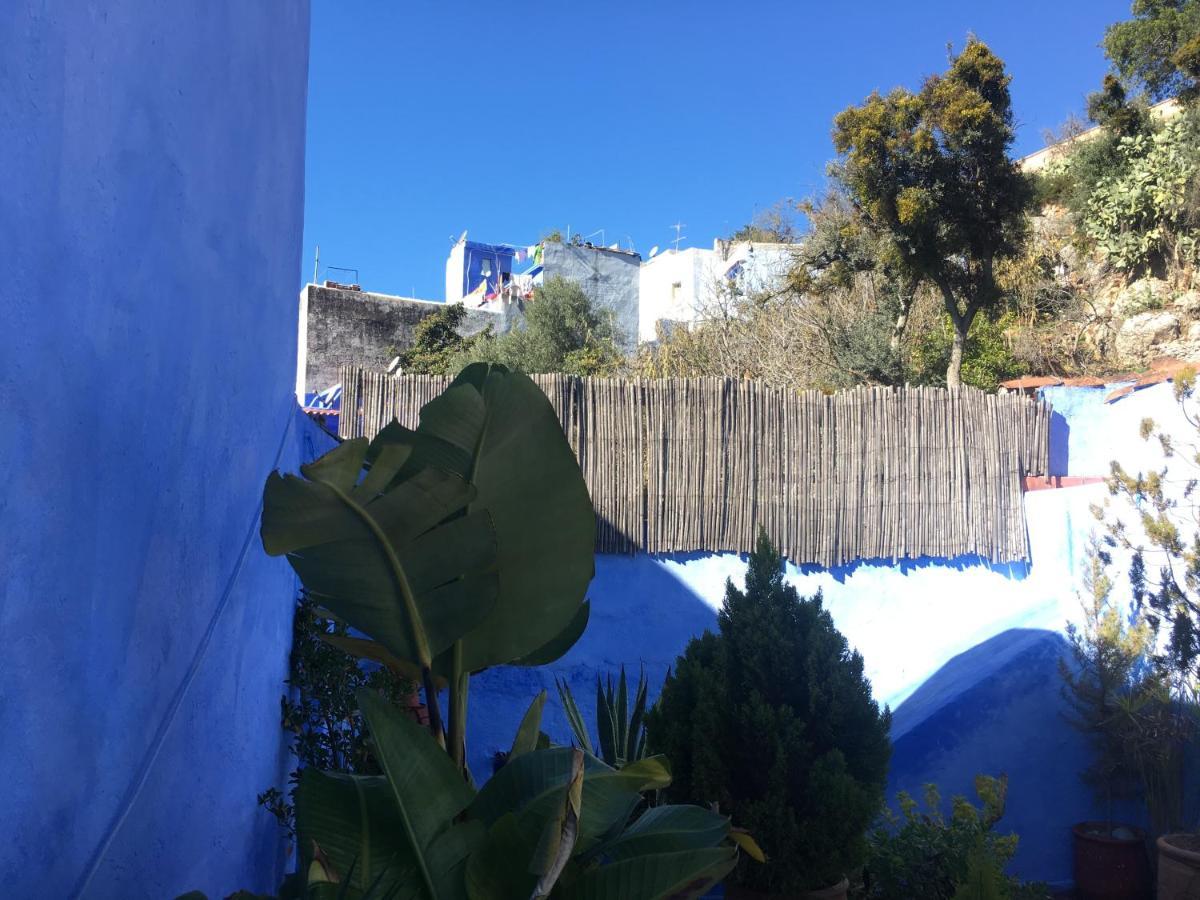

left=338, top=367, right=1051, bottom=565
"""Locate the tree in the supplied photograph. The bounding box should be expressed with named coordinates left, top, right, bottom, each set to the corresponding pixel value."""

left=396, top=302, right=484, bottom=374
left=729, top=200, right=799, bottom=243
left=793, top=187, right=919, bottom=364
left=454, top=275, right=622, bottom=375
left=832, top=38, right=1033, bottom=387
left=1103, top=0, right=1200, bottom=103
left=646, top=532, right=892, bottom=894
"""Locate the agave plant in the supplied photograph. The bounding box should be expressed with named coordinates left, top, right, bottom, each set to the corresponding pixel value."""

left=556, top=667, right=648, bottom=768
left=261, top=364, right=596, bottom=768
left=292, top=688, right=755, bottom=900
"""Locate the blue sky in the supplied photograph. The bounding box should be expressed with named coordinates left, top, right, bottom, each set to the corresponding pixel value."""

left=302, top=0, right=1131, bottom=298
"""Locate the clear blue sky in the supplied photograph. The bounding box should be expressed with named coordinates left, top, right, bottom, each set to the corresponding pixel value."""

left=302, top=0, right=1131, bottom=298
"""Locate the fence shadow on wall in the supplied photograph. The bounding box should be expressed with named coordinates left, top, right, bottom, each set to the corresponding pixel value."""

left=339, top=368, right=1051, bottom=566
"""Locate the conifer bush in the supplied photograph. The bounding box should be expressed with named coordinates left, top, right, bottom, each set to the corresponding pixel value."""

left=646, top=532, right=892, bottom=894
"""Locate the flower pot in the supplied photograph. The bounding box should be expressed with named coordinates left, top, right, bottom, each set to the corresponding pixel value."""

left=1158, top=833, right=1200, bottom=900
left=1071, top=822, right=1151, bottom=900
left=724, top=876, right=849, bottom=900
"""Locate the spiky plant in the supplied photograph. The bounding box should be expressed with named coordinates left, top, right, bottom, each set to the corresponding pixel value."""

left=556, top=666, right=648, bottom=768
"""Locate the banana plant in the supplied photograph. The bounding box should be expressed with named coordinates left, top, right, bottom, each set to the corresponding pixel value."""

left=292, top=688, right=754, bottom=900
left=556, top=667, right=648, bottom=768
left=262, top=364, right=596, bottom=764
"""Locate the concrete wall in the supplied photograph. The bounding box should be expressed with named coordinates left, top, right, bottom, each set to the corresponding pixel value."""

left=542, top=242, right=642, bottom=352
left=0, top=3, right=320, bottom=897
left=467, top=382, right=1191, bottom=887
left=299, top=285, right=501, bottom=395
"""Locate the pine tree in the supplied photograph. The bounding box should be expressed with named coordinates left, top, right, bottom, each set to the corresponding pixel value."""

left=646, top=532, right=892, bottom=893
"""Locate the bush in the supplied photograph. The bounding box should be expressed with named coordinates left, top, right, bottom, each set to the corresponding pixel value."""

left=907, top=311, right=1029, bottom=391
left=863, top=776, right=1050, bottom=900
left=256, top=594, right=416, bottom=837
left=646, top=532, right=892, bottom=893
left=1082, top=113, right=1200, bottom=273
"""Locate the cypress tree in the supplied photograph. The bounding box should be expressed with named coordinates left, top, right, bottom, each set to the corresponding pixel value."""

left=647, top=532, right=892, bottom=893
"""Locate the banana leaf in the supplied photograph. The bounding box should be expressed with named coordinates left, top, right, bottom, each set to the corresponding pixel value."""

left=261, top=439, right=498, bottom=671
left=369, top=365, right=595, bottom=672
left=356, top=689, right=481, bottom=900
left=556, top=847, right=738, bottom=900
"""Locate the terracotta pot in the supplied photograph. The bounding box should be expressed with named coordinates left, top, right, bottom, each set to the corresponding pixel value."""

left=1071, top=822, right=1151, bottom=900
left=724, top=876, right=849, bottom=900
left=1158, top=833, right=1200, bottom=900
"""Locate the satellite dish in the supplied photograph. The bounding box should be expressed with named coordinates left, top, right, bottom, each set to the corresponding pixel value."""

left=608, top=242, right=619, bottom=250
left=648, top=246, right=659, bottom=258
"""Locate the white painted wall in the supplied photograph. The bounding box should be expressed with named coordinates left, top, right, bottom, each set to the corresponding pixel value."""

left=637, top=240, right=798, bottom=342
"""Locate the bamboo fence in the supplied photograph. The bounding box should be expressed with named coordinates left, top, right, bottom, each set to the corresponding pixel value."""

left=338, top=367, right=1051, bottom=565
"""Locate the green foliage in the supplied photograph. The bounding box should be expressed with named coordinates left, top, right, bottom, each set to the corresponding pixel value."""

left=646, top=532, right=892, bottom=893
left=398, top=304, right=486, bottom=375
left=1090, top=371, right=1200, bottom=833
left=1103, top=0, right=1200, bottom=102
left=454, top=277, right=622, bottom=376
left=864, top=776, right=1049, bottom=900
left=1059, top=537, right=1155, bottom=827
left=556, top=667, right=649, bottom=768
left=831, top=38, right=1033, bottom=387
left=1081, top=113, right=1200, bottom=272
left=907, top=311, right=1028, bottom=391
left=290, top=688, right=744, bottom=899
left=262, top=363, right=596, bottom=768
left=257, top=595, right=416, bottom=837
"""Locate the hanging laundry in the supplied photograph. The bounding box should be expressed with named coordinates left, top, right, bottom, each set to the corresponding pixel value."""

left=533, top=243, right=544, bottom=266
left=724, top=261, right=744, bottom=281
left=515, top=248, right=528, bottom=264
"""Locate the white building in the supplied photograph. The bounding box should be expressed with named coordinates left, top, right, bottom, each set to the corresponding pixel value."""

left=637, top=239, right=798, bottom=342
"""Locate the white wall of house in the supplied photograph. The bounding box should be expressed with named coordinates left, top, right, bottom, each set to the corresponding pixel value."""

left=637, top=240, right=797, bottom=342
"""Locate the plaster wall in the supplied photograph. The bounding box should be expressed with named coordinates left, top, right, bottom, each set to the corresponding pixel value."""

left=0, top=3, right=320, bottom=897
left=467, top=382, right=1192, bottom=886
left=541, top=242, right=641, bottom=352
left=638, top=241, right=797, bottom=342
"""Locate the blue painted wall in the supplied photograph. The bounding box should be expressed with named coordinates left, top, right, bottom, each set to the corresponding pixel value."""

left=468, top=383, right=1189, bottom=886
left=0, top=3, right=313, bottom=898
left=460, top=240, right=517, bottom=297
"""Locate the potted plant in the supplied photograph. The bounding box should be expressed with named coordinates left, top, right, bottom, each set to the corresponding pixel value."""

left=1093, top=371, right=1200, bottom=899
left=646, top=532, right=892, bottom=899
left=1059, top=538, right=1154, bottom=900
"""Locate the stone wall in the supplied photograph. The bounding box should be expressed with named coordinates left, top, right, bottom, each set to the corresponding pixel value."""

left=300, top=285, right=501, bottom=395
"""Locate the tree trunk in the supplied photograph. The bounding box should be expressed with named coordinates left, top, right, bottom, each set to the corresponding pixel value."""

left=947, top=319, right=966, bottom=389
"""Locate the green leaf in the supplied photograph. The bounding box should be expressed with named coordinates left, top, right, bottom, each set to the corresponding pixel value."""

left=317, top=633, right=447, bottom=690
left=511, top=600, right=591, bottom=667
left=294, top=770, right=411, bottom=897
left=625, top=672, right=648, bottom=765
left=529, top=749, right=585, bottom=898
left=583, top=805, right=731, bottom=863
left=556, top=847, right=738, bottom=900
left=356, top=689, right=477, bottom=899
left=596, top=678, right=616, bottom=766
left=555, top=677, right=595, bottom=756
left=262, top=462, right=498, bottom=669
left=394, top=365, right=596, bottom=671
left=470, top=749, right=670, bottom=853
left=509, top=691, right=548, bottom=760
left=615, top=669, right=628, bottom=766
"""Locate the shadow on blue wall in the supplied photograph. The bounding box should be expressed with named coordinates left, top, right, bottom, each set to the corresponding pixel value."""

left=889, top=628, right=1097, bottom=886
left=467, top=553, right=719, bottom=779
left=1049, top=409, right=1070, bottom=476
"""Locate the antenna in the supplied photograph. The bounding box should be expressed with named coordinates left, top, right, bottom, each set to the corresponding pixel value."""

left=312, top=245, right=320, bottom=284
left=670, top=222, right=686, bottom=252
